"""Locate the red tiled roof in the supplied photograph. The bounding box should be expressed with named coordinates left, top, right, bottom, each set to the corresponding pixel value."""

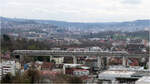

left=40, top=70, right=60, bottom=76
left=41, top=62, right=54, bottom=68
left=73, top=68, right=89, bottom=71
left=80, top=76, right=90, bottom=80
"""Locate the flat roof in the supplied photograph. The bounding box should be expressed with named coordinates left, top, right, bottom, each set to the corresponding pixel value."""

left=136, top=76, right=150, bottom=84
left=99, top=70, right=136, bottom=80
left=99, top=70, right=135, bottom=76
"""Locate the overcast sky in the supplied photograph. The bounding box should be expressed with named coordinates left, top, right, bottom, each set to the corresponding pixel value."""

left=1, top=0, right=150, bottom=22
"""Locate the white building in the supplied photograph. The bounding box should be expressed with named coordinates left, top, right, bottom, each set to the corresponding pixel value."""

left=98, top=70, right=136, bottom=84
left=52, top=57, right=64, bottom=64
left=89, top=46, right=103, bottom=51
left=136, top=76, right=150, bottom=84
left=108, top=66, right=145, bottom=71
left=0, top=64, right=2, bottom=80
left=73, top=69, right=89, bottom=76
left=99, top=70, right=135, bottom=80
left=0, top=61, right=21, bottom=80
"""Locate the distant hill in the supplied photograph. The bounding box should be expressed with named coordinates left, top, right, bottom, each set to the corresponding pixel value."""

left=1, top=17, right=150, bottom=31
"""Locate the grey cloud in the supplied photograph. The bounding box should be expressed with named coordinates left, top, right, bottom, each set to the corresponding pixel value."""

left=0, top=0, right=149, bottom=22
left=121, top=0, right=141, bottom=4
